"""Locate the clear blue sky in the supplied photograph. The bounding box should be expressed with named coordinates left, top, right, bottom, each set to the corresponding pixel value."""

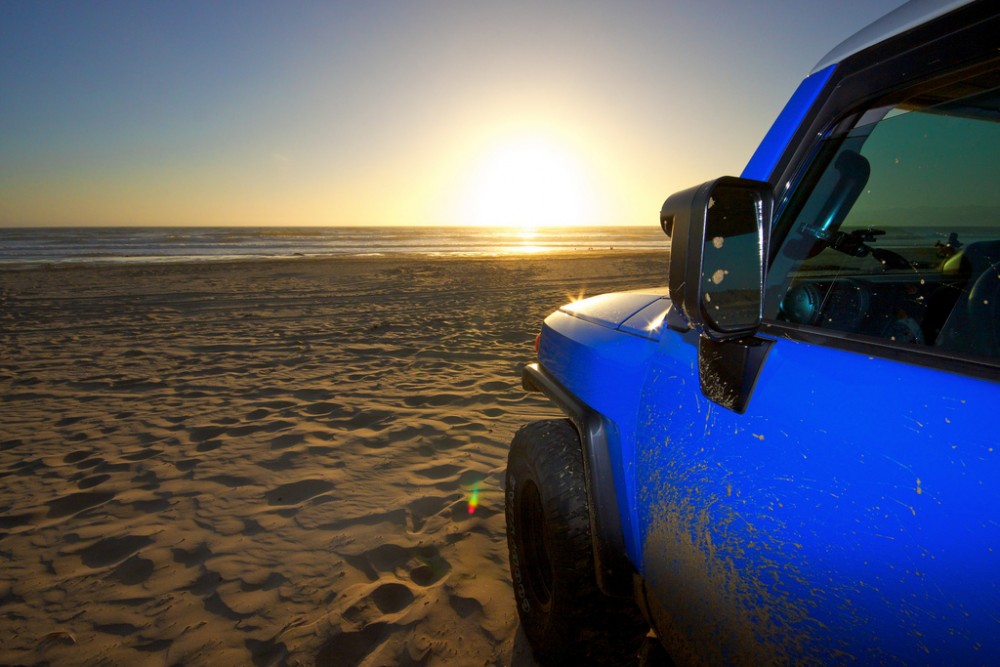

left=0, top=1, right=907, bottom=227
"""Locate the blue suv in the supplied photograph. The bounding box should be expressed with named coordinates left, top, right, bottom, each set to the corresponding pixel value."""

left=504, top=1, right=1000, bottom=664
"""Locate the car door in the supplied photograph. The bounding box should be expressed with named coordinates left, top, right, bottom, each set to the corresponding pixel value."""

left=634, top=68, right=1000, bottom=664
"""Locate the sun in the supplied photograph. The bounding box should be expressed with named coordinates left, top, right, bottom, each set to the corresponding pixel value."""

left=455, top=135, right=598, bottom=227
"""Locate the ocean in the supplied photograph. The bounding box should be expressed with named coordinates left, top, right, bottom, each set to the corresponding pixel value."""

left=0, top=226, right=667, bottom=266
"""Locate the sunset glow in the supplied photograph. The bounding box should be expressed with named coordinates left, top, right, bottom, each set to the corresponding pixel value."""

left=456, top=136, right=598, bottom=228
left=0, top=2, right=908, bottom=228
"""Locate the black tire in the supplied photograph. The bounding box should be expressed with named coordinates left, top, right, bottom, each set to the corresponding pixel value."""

left=505, top=419, right=649, bottom=666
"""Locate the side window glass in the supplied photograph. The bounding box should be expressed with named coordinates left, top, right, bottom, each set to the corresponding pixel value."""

left=765, top=79, right=1000, bottom=361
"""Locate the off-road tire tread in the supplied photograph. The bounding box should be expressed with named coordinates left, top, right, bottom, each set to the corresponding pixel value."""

left=505, top=418, right=648, bottom=666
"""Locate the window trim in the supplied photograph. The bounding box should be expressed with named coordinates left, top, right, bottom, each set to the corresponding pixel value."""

left=759, top=320, right=1000, bottom=381
left=765, top=3, right=1000, bottom=248
left=755, top=4, right=1000, bottom=377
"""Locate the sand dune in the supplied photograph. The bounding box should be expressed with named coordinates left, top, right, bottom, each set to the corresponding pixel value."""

left=0, top=251, right=667, bottom=666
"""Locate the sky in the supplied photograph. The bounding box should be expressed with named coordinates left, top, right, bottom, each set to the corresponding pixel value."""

left=0, top=0, right=909, bottom=228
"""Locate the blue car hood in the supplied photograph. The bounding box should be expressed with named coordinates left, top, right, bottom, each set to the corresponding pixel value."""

left=559, top=289, right=672, bottom=339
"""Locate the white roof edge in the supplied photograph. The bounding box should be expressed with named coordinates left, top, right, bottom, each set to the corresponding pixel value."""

left=811, top=0, right=976, bottom=74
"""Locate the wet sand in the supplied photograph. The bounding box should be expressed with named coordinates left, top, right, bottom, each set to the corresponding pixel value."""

left=0, top=251, right=667, bottom=666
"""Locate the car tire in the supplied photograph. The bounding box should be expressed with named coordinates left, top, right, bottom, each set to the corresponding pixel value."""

left=505, top=418, right=649, bottom=666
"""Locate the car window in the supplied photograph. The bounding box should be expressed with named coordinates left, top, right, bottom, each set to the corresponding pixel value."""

left=765, top=74, right=1000, bottom=361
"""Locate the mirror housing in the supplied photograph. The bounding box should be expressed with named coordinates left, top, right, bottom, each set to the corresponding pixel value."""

left=661, top=177, right=773, bottom=341
left=661, top=177, right=774, bottom=413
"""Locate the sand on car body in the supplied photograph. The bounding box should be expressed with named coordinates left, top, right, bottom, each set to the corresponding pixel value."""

left=0, top=251, right=667, bottom=666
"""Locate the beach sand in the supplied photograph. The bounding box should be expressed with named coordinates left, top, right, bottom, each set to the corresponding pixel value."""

left=0, top=251, right=667, bottom=666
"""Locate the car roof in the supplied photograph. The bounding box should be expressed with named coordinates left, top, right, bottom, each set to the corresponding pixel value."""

left=811, top=0, right=976, bottom=74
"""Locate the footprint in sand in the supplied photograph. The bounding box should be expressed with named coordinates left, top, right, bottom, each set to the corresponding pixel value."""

left=121, top=447, right=162, bottom=462
left=204, top=474, right=257, bottom=489
left=96, top=460, right=131, bottom=474
left=77, top=473, right=110, bottom=489
left=241, top=518, right=265, bottom=535
left=412, top=465, right=487, bottom=497
left=407, top=494, right=460, bottom=532
left=449, top=594, right=484, bottom=619
left=110, top=554, right=154, bottom=585
left=240, top=572, right=288, bottom=592
left=257, top=400, right=296, bottom=411
left=47, top=491, right=115, bottom=519
left=409, top=547, right=451, bottom=586
left=256, top=451, right=302, bottom=471
left=401, top=393, right=467, bottom=408
left=342, top=542, right=451, bottom=587
left=187, top=425, right=227, bottom=443
left=135, top=638, right=173, bottom=653
left=478, top=380, right=511, bottom=393
left=413, top=464, right=463, bottom=482
left=303, top=401, right=345, bottom=417
left=132, top=497, right=170, bottom=513
left=291, top=388, right=336, bottom=402
left=172, top=542, right=212, bottom=568
left=227, top=415, right=295, bottom=438
left=340, top=409, right=395, bottom=431
left=269, top=432, right=305, bottom=450
left=0, top=512, right=34, bottom=532
left=365, top=544, right=411, bottom=575
left=204, top=591, right=251, bottom=621
left=265, top=479, right=334, bottom=506
left=245, top=408, right=271, bottom=420
left=245, top=638, right=289, bottom=667
left=188, top=569, right=224, bottom=596
left=76, top=534, right=153, bottom=568
left=62, top=450, right=93, bottom=464
left=174, top=457, right=201, bottom=472
left=73, top=456, right=105, bottom=470
left=315, top=623, right=388, bottom=667
left=370, top=582, right=414, bottom=614
left=94, top=623, right=140, bottom=637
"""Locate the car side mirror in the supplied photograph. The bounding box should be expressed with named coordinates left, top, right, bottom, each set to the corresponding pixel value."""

left=660, top=176, right=772, bottom=340
left=661, top=177, right=774, bottom=413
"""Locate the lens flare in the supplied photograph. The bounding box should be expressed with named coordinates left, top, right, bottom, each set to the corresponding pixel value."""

left=467, top=483, right=480, bottom=515
left=646, top=308, right=670, bottom=332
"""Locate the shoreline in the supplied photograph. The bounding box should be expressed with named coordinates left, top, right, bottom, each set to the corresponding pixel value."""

left=0, top=247, right=664, bottom=272
left=0, top=225, right=670, bottom=269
